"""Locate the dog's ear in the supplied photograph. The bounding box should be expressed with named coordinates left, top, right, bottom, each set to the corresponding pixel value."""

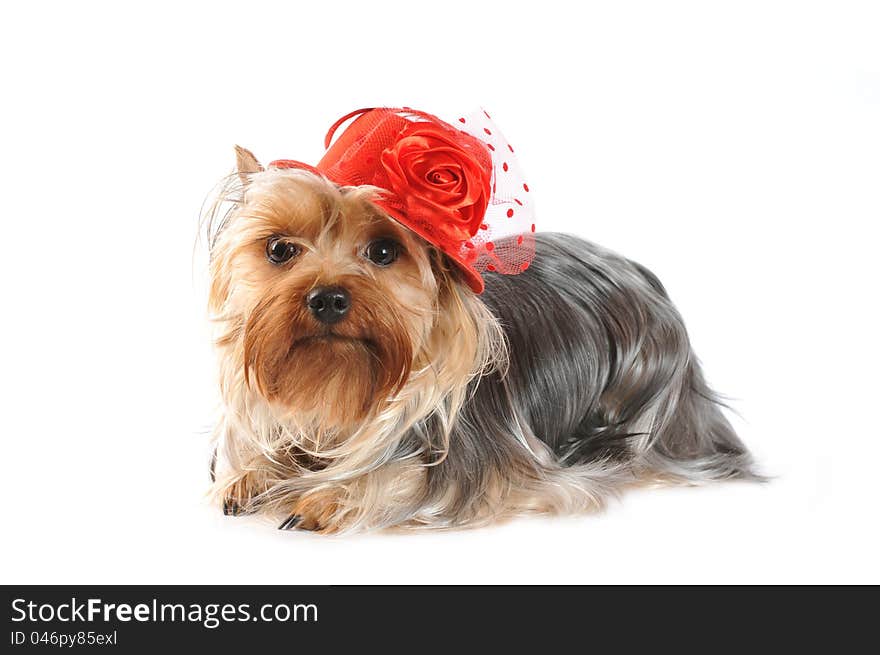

left=234, top=145, right=263, bottom=183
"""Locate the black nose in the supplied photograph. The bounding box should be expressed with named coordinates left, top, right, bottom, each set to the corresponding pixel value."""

left=307, top=286, right=351, bottom=324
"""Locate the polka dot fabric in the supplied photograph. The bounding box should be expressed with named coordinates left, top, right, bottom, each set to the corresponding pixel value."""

left=451, top=108, right=536, bottom=277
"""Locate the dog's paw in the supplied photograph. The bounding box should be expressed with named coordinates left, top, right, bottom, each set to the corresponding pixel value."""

left=278, top=515, right=304, bottom=531
left=223, top=497, right=251, bottom=517
left=278, top=492, right=342, bottom=533
left=220, top=475, right=263, bottom=517
left=277, top=511, right=333, bottom=533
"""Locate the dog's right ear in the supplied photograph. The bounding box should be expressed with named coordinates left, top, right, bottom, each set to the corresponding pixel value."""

left=234, top=145, right=263, bottom=184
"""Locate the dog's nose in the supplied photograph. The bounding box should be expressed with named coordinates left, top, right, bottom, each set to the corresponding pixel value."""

left=306, top=286, right=351, bottom=324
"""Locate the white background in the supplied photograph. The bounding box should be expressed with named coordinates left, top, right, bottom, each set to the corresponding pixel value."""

left=1, top=1, right=878, bottom=584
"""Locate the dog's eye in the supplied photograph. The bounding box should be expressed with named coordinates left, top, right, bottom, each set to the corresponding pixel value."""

left=266, top=237, right=300, bottom=265
left=365, top=238, right=401, bottom=267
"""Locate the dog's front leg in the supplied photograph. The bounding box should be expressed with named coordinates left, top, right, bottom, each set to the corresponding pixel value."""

left=277, top=460, right=426, bottom=534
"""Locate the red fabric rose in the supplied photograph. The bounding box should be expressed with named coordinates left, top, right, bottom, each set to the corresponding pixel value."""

left=380, top=121, right=492, bottom=244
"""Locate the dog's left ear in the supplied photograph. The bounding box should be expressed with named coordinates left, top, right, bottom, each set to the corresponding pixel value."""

left=234, top=145, right=263, bottom=183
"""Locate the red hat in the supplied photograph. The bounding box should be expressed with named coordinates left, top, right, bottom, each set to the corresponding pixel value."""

left=269, top=107, right=535, bottom=293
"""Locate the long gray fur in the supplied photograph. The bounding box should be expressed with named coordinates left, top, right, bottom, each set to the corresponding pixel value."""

left=422, top=232, right=758, bottom=517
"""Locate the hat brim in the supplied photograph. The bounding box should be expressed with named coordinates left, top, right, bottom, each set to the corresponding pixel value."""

left=372, top=200, right=484, bottom=294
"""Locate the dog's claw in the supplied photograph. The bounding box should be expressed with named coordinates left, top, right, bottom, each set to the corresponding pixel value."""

left=223, top=499, right=240, bottom=516
left=278, top=515, right=304, bottom=531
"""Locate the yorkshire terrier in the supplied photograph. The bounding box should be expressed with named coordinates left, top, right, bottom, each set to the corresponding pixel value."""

left=204, top=107, right=757, bottom=533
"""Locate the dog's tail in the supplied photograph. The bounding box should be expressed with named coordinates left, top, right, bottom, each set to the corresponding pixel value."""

left=610, top=259, right=761, bottom=483
left=638, top=357, right=762, bottom=483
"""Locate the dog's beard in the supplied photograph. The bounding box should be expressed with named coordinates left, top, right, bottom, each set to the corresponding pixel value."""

left=242, top=278, right=413, bottom=427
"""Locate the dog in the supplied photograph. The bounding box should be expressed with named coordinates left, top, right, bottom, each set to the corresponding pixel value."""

left=203, top=107, right=757, bottom=533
